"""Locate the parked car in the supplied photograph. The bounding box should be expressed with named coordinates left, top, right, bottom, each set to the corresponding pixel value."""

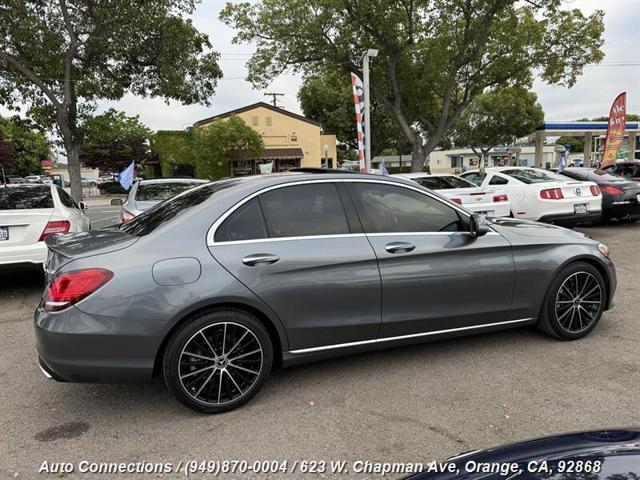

left=394, top=173, right=510, bottom=217
left=24, top=175, right=46, bottom=184
left=602, top=159, right=640, bottom=183
left=0, top=184, right=90, bottom=266
left=81, top=177, right=98, bottom=188
left=120, top=177, right=210, bottom=223
left=460, top=167, right=602, bottom=226
left=406, top=429, right=640, bottom=480
left=554, top=167, right=640, bottom=223
left=98, top=173, right=116, bottom=184
left=35, top=171, right=616, bottom=413
left=4, top=175, right=26, bottom=184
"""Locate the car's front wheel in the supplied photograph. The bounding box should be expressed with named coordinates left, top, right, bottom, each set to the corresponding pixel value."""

left=537, top=262, right=606, bottom=340
left=163, top=309, right=273, bottom=413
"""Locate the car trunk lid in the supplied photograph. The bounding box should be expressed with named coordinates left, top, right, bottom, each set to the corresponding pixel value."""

left=0, top=209, right=54, bottom=245
left=44, top=228, right=138, bottom=274
left=442, top=187, right=497, bottom=205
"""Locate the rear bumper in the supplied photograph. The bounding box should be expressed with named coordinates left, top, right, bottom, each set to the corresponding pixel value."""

left=602, top=202, right=640, bottom=219
left=0, top=241, right=46, bottom=265
left=34, top=306, right=158, bottom=383
left=538, top=211, right=601, bottom=226
left=465, top=201, right=511, bottom=217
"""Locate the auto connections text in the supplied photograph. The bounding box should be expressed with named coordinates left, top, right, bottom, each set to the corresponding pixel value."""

left=38, top=458, right=603, bottom=476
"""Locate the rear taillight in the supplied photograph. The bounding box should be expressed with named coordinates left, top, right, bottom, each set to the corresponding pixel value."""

left=121, top=210, right=135, bottom=223
left=493, top=194, right=508, bottom=203
left=599, top=185, right=623, bottom=195
left=450, top=197, right=462, bottom=205
left=540, top=188, right=564, bottom=200
left=39, top=220, right=70, bottom=241
left=589, top=185, right=602, bottom=196
left=43, top=268, right=113, bottom=312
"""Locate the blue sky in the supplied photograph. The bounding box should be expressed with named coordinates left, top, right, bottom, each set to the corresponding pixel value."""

left=2, top=0, right=639, bottom=136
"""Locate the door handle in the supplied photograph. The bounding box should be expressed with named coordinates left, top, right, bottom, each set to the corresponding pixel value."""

left=242, top=253, right=280, bottom=266
left=384, top=241, right=415, bottom=253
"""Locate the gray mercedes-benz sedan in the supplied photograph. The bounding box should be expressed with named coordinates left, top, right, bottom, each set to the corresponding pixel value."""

left=35, top=170, right=617, bottom=413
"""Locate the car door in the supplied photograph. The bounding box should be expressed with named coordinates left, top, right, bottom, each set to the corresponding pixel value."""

left=345, top=180, right=516, bottom=338
left=209, top=180, right=381, bottom=351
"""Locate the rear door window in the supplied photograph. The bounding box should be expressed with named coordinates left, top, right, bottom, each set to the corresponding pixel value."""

left=259, top=183, right=350, bottom=238
left=57, top=188, right=79, bottom=209
left=214, top=198, right=268, bottom=242
left=0, top=186, right=54, bottom=209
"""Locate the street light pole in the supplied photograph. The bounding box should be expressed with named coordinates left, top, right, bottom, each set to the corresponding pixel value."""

left=362, top=49, right=378, bottom=172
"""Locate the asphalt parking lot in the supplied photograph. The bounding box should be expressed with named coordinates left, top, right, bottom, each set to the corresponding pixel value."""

left=1, top=220, right=638, bottom=479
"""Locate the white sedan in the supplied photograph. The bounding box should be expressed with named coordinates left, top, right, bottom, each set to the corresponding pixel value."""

left=394, top=173, right=511, bottom=217
left=0, top=184, right=91, bottom=265
left=460, top=167, right=602, bottom=226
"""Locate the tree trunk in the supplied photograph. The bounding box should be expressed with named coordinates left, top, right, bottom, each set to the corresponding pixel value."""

left=66, top=142, right=83, bottom=203
left=411, top=141, right=426, bottom=172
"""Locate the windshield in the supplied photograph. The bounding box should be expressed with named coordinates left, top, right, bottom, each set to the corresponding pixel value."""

left=120, top=179, right=239, bottom=236
left=502, top=169, right=567, bottom=184
left=0, top=186, right=53, bottom=209
left=135, top=182, right=207, bottom=201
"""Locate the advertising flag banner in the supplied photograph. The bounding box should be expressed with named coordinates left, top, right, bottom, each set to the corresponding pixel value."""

left=602, top=92, right=626, bottom=167
left=118, top=161, right=135, bottom=190
left=351, top=73, right=366, bottom=172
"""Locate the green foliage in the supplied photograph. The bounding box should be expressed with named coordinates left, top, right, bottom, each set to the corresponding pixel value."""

left=298, top=70, right=412, bottom=156
left=455, top=86, right=545, bottom=152
left=151, top=117, right=264, bottom=180
left=0, top=115, right=51, bottom=176
left=1, top=0, right=222, bottom=199
left=221, top=0, right=604, bottom=171
left=80, top=109, right=153, bottom=171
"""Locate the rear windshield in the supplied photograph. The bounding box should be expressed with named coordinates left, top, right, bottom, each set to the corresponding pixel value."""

left=0, top=186, right=53, bottom=209
left=502, top=169, right=566, bottom=184
left=414, top=176, right=475, bottom=190
left=120, top=180, right=240, bottom=236
left=135, top=182, right=207, bottom=201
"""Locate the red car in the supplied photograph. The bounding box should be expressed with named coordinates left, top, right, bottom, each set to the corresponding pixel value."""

left=602, top=160, right=640, bottom=183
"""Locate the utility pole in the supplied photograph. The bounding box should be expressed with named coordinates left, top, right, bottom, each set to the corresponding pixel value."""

left=264, top=93, right=284, bottom=107
left=362, top=49, right=378, bottom=172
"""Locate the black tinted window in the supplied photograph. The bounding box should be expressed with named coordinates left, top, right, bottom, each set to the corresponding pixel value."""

left=0, top=186, right=53, bottom=209
left=442, top=176, right=476, bottom=188
left=260, top=183, right=349, bottom=237
left=489, top=175, right=509, bottom=185
left=349, top=183, right=464, bottom=233
left=214, top=198, right=268, bottom=242
left=461, top=172, right=485, bottom=186
left=121, top=180, right=239, bottom=236
left=57, top=188, right=78, bottom=208
left=414, top=177, right=444, bottom=189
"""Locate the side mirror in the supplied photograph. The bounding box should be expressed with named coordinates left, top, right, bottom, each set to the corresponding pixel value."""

left=79, top=201, right=88, bottom=210
left=110, top=198, right=123, bottom=206
left=469, top=213, right=490, bottom=238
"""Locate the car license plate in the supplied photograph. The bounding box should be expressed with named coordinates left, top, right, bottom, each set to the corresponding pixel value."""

left=574, top=204, right=588, bottom=214
left=0, top=226, right=8, bottom=241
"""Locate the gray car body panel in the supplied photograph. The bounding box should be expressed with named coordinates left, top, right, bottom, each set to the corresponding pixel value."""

left=35, top=172, right=617, bottom=382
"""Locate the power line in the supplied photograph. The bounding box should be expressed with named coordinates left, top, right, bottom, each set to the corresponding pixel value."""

left=264, top=92, right=284, bottom=107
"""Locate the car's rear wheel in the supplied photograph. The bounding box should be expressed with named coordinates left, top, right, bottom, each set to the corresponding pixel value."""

left=537, top=262, right=606, bottom=340
left=163, top=309, right=272, bottom=413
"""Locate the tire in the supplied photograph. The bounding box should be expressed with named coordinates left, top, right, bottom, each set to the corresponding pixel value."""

left=163, top=308, right=273, bottom=413
left=537, top=262, right=606, bottom=340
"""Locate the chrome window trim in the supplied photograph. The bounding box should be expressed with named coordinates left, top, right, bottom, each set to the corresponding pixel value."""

left=207, top=177, right=492, bottom=247
left=287, top=318, right=533, bottom=355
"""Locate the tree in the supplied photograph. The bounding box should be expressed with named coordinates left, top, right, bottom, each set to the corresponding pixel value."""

left=151, top=116, right=264, bottom=180
left=1, top=0, right=222, bottom=201
left=298, top=70, right=411, bottom=156
left=221, top=0, right=604, bottom=172
left=192, top=116, right=264, bottom=179
left=79, top=109, right=153, bottom=172
left=0, top=115, right=52, bottom=177
left=454, top=86, right=544, bottom=169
